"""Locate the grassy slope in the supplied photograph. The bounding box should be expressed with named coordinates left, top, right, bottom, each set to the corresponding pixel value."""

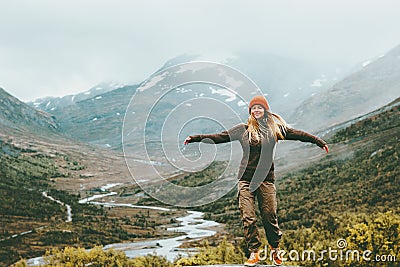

left=0, top=141, right=134, bottom=266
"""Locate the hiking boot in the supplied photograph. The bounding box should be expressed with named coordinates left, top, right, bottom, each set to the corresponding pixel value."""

left=244, top=250, right=260, bottom=266
left=270, top=245, right=283, bottom=266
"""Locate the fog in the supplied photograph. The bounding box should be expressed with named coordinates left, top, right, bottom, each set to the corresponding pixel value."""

left=0, top=0, right=399, bottom=101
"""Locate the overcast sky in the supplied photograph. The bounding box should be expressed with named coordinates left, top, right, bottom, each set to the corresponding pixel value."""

left=1, top=0, right=399, bottom=101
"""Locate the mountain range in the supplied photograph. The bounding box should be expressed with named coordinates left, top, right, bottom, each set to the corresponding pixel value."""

left=18, top=46, right=399, bottom=153
left=23, top=51, right=347, bottom=150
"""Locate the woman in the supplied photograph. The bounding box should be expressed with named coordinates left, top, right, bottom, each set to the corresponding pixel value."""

left=184, top=95, right=328, bottom=266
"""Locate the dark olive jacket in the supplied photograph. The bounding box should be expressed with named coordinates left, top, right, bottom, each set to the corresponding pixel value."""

left=189, top=122, right=326, bottom=183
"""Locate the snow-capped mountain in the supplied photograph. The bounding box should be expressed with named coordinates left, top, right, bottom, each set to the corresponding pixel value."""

left=27, top=82, right=126, bottom=113
left=30, top=53, right=338, bottom=149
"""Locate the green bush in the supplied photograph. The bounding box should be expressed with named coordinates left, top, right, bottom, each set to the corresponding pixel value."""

left=175, top=238, right=245, bottom=266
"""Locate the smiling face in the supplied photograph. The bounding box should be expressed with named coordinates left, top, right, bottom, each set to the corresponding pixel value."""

left=250, top=104, right=265, bottom=119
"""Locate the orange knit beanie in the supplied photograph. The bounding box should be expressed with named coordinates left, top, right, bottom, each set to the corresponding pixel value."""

left=248, top=95, right=270, bottom=114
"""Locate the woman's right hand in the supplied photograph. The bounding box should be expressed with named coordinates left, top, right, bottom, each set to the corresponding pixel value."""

left=183, top=136, right=192, bottom=145
left=322, top=144, right=329, bottom=153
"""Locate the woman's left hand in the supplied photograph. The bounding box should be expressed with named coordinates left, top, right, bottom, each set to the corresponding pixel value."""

left=322, top=144, right=329, bottom=153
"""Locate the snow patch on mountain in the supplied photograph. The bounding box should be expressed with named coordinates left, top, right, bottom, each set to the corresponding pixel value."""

left=237, top=100, right=246, bottom=107
left=209, top=87, right=236, bottom=102
left=362, top=60, right=372, bottom=67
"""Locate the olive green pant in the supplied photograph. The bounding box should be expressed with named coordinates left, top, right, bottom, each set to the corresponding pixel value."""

left=238, top=180, right=282, bottom=255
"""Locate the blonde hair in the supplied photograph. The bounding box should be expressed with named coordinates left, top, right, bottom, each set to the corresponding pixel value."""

left=246, top=111, right=288, bottom=143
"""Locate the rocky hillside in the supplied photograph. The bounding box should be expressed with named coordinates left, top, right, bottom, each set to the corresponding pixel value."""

left=0, top=87, right=133, bottom=193
left=51, top=84, right=139, bottom=149
left=0, top=87, right=58, bottom=132
left=289, top=44, right=400, bottom=132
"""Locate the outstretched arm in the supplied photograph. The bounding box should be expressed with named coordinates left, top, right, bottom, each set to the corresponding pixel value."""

left=184, top=132, right=230, bottom=145
left=184, top=123, right=245, bottom=145
left=282, top=127, right=329, bottom=153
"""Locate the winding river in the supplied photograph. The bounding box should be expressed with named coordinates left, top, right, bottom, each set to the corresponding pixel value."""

left=80, top=184, right=219, bottom=261
left=26, top=184, right=220, bottom=266
left=104, top=210, right=218, bottom=262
